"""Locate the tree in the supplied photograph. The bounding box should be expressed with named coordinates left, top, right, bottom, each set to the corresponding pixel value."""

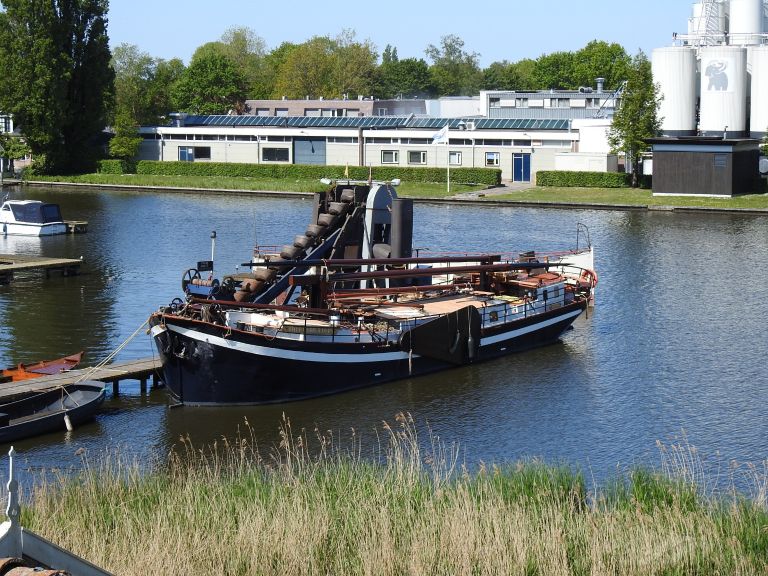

left=0, top=134, right=30, bottom=174
left=112, top=43, right=156, bottom=125
left=608, top=51, right=662, bottom=187
left=331, top=30, right=378, bottom=99
left=382, top=44, right=398, bottom=65
left=425, top=34, right=482, bottom=96
left=761, top=131, right=768, bottom=156
left=0, top=0, right=114, bottom=174
left=219, top=27, right=268, bottom=98
left=273, top=36, right=335, bottom=99
left=572, top=40, right=631, bottom=91
left=377, top=57, right=433, bottom=98
left=532, top=51, right=577, bottom=90
left=172, top=47, right=247, bottom=114
left=108, top=110, right=142, bottom=160
left=482, top=61, right=523, bottom=91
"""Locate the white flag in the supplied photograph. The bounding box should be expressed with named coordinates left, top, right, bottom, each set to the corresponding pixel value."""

left=432, top=125, right=449, bottom=144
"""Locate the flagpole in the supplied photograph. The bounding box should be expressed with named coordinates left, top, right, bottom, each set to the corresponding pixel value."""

left=446, top=139, right=450, bottom=195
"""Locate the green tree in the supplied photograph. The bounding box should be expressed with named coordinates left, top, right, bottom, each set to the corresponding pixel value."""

left=149, top=58, right=186, bottom=119
left=425, top=34, right=482, bottom=96
left=219, top=27, right=268, bottom=98
left=112, top=43, right=156, bottom=125
left=331, top=30, right=378, bottom=99
left=0, top=134, right=29, bottom=174
left=482, top=61, right=523, bottom=91
left=761, top=131, right=768, bottom=155
left=0, top=0, right=114, bottom=174
left=382, top=44, right=398, bottom=65
left=108, top=110, right=142, bottom=160
left=263, top=42, right=298, bottom=99
left=532, top=51, right=576, bottom=89
left=573, top=40, right=631, bottom=91
left=608, top=51, right=662, bottom=187
left=377, top=57, right=433, bottom=98
left=172, top=47, right=247, bottom=114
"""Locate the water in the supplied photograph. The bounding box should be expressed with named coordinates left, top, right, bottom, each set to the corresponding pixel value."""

left=1, top=186, right=767, bottom=488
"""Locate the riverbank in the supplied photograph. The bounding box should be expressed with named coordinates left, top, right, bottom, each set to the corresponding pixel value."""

left=19, top=174, right=768, bottom=214
left=23, top=416, right=768, bottom=575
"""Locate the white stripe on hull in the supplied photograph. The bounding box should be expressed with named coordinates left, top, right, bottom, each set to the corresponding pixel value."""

left=163, top=306, right=582, bottom=364
left=1, top=221, right=67, bottom=236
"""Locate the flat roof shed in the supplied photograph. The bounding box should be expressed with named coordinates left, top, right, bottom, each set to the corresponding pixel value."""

left=646, top=137, right=760, bottom=197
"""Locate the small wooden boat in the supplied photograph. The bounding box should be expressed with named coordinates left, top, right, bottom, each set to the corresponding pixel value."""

left=0, top=352, right=84, bottom=384
left=0, top=381, right=106, bottom=443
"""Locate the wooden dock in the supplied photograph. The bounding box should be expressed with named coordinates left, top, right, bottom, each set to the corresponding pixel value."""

left=0, top=357, right=162, bottom=403
left=0, top=253, right=83, bottom=284
left=64, top=220, right=88, bottom=234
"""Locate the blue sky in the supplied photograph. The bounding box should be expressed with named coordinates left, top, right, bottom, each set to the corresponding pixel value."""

left=107, top=0, right=692, bottom=66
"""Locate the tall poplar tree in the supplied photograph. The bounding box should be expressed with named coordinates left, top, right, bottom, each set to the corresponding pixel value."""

left=0, top=0, right=114, bottom=174
left=608, top=51, right=662, bottom=187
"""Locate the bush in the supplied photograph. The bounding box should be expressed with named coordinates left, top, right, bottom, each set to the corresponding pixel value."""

left=135, top=161, right=501, bottom=186
left=536, top=170, right=630, bottom=188
left=98, top=159, right=133, bottom=174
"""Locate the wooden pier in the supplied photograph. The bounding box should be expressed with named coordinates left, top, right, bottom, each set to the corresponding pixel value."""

left=64, top=220, right=88, bottom=234
left=0, top=253, right=83, bottom=284
left=0, top=357, right=163, bottom=403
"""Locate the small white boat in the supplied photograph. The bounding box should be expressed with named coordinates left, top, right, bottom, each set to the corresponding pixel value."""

left=0, top=199, right=67, bottom=236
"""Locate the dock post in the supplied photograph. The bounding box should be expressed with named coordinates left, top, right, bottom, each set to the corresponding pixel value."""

left=139, top=377, right=147, bottom=394
left=112, top=380, right=119, bottom=396
left=152, top=373, right=159, bottom=388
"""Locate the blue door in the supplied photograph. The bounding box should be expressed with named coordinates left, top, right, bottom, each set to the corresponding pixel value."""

left=513, top=153, right=531, bottom=182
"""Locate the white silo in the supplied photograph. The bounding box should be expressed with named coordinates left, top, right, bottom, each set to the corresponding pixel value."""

left=749, top=45, right=768, bottom=137
left=652, top=47, right=698, bottom=135
left=729, top=0, right=763, bottom=45
left=688, top=1, right=728, bottom=37
left=699, top=45, right=748, bottom=135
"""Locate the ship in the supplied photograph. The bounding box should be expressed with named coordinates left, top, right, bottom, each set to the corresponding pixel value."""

left=148, top=179, right=596, bottom=405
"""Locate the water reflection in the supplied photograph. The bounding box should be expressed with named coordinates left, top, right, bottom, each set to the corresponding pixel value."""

left=0, top=186, right=766, bottom=490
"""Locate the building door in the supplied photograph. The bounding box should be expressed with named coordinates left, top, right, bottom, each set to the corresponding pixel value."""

left=293, top=137, right=327, bottom=165
left=513, top=153, right=531, bottom=182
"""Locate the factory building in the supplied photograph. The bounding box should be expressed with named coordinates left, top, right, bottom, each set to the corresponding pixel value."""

left=653, top=0, right=768, bottom=138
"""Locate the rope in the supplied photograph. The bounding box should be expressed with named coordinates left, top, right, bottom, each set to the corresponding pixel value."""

left=74, top=318, right=150, bottom=383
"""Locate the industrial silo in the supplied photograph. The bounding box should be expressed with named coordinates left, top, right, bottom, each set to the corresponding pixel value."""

left=729, top=0, right=764, bottom=45
left=699, top=45, right=748, bottom=136
left=688, top=1, right=728, bottom=37
left=653, top=47, right=698, bottom=135
left=749, top=45, right=768, bottom=137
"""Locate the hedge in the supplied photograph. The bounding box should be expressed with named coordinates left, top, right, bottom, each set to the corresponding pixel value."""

left=98, top=159, right=134, bottom=174
left=131, top=161, right=501, bottom=186
left=536, top=170, right=630, bottom=188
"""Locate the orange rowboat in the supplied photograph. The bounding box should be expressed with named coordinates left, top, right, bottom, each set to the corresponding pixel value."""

left=0, top=352, right=84, bottom=383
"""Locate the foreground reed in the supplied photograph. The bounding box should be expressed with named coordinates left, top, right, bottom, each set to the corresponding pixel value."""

left=20, top=415, right=768, bottom=575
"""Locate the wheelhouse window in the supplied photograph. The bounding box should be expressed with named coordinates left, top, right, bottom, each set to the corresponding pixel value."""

left=485, top=152, right=500, bottom=166
left=381, top=150, right=399, bottom=164
left=408, top=150, right=427, bottom=165
left=262, top=147, right=290, bottom=162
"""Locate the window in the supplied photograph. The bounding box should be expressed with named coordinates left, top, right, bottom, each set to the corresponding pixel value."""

left=262, top=147, right=289, bottom=162
left=485, top=152, right=500, bottom=166
left=402, top=138, right=431, bottom=145
left=256, top=108, right=271, bottom=116
left=275, top=108, right=289, bottom=116
left=515, top=98, right=529, bottom=108
left=552, top=98, right=570, bottom=108
left=193, top=146, right=211, bottom=159
left=513, top=139, right=532, bottom=147
left=489, top=97, right=501, bottom=108
left=449, top=151, right=462, bottom=166
left=367, top=137, right=396, bottom=144
left=408, top=151, right=427, bottom=164
left=265, top=136, right=290, bottom=142
left=381, top=150, right=399, bottom=164
left=328, top=137, right=358, bottom=143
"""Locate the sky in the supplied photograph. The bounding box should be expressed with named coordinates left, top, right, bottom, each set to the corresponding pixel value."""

left=107, top=0, right=694, bottom=66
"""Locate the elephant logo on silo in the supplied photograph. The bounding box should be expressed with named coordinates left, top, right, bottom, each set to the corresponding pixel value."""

left=705, top=60, right=728, bottom=91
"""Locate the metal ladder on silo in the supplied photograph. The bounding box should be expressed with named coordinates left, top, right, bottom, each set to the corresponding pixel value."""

left=695, top=0, right=724, bottom=46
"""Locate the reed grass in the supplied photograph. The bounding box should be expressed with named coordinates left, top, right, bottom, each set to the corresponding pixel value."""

left=18, top=414, right=768, bottom=575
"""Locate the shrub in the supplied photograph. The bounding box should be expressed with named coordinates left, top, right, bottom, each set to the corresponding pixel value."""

left=135, top=161, right=501, bottom=186
left=98, top=159, right=133, bottom=174
left=536, top=170, right=630, bottom=188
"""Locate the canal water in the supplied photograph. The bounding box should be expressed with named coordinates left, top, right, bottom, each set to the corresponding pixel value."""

left=1, top=186, right=767, bottom=488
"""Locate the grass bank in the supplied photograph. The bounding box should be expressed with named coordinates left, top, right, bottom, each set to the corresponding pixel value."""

left=21, top=415, right=768, bottom=575
left=28, top=173, right=485, bottom=199
left=28, top=173, right=768, bottom=209
left=489, top=186, right=768, bottom=209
